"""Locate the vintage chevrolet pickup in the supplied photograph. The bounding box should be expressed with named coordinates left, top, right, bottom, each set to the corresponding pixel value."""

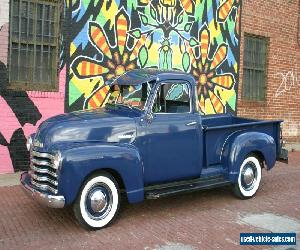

left=21, top=69, right=288, bottom=229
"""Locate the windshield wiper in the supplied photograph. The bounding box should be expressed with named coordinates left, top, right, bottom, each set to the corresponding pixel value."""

left=117, top=103, right=133, bottom=109
left=105, top=103, right=117, bottom=108
left=106, top=102, right=142, bottom=111
left=107, top=103, right=133, bottom=110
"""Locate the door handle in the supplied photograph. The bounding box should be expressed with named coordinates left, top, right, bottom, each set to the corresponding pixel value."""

left=186, top=121, right=197, bottom=126
left=118, top=133, right=134, bottom=139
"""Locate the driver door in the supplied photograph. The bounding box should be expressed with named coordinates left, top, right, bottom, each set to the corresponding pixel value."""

left=143, top=81, right=201, bottom=185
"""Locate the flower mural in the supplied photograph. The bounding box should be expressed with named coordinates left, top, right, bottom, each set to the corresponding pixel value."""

left=132, top=0, right=196, bottom=70
left=190, top=25, right=235, bottom=114
left=138, top=0, right=194, bottom=14
left=70, top=8, right=150, bottom=109
left=66, top=0, right=241, bottom=114
left=217, top=0, right=240, bottom=38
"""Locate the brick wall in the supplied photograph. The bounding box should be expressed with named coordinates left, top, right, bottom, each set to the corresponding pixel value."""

left=238, top=0, right=300, bottom=142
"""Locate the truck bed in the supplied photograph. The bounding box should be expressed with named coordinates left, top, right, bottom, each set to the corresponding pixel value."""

left=201, top=115, right=282, bottom=167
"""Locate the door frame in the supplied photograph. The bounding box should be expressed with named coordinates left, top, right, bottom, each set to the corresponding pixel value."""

left=144, top=79, right=196, bottom=117
left=140, top=79, right=202, bottom=185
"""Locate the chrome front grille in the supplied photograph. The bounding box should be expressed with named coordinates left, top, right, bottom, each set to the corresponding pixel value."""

left=30, top=150, right=58, bottom=194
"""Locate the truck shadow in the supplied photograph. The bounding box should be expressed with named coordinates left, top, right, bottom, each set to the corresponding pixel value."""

left=119, top=185, right=235, bottom=218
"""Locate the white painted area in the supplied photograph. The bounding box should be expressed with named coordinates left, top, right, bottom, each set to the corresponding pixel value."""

left=238, top=213, right=300, bottom=233
left=285, top=143, right=300, bottom=152
left=0, top=0, right=9, bottom=65
left=145, top=243, right=196, bottom=250
left=273, top=244, right=300, bottom=250
left=275, top=70, right=300, bottom=98
left=0, top=0, right=9, bottom=28
left=0, top=172, right=21, bottom=187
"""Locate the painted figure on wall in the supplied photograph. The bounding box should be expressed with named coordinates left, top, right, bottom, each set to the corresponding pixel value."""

left=67, top=0, right=241, bottom=114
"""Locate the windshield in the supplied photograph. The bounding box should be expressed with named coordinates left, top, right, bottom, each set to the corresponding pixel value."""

left=106, top=81, right=154, bottom=110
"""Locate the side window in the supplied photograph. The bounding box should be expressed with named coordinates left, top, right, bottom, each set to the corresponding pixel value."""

left=152, top=82, right=190, bottom=113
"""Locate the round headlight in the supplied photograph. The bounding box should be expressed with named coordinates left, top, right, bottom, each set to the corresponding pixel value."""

left=53, top=151, right=62, bottom=169
left=26, top=136, right=33, bottom=151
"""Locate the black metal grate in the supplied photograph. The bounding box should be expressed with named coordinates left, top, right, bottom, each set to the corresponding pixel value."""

left=9, top=0, right=60, bottom=90
left=242, top=35, right=268, bottom=101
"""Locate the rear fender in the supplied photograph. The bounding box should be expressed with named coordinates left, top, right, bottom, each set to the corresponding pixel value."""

left=58, top=143, right=144, bottom=205
left=221, top=132, right=276, bottom=183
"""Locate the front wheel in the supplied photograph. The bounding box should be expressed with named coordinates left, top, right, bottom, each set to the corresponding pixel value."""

left=73, top=172, right=120, bottom=230
left=233, top=156, right=262, bottom=199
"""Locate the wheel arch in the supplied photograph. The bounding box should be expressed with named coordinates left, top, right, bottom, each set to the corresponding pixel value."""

left=58, top=143, right=145, bottom=205
left=249, top=151, right=265, bottom=168
left=221, top=131, right=276, bottom=183
left=82, top=168, right=126, bottom=193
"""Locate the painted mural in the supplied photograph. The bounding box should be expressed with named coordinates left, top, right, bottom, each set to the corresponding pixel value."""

left=0, top=0, right=241, bottom=174
left=67, top=0, right=241, bottom=114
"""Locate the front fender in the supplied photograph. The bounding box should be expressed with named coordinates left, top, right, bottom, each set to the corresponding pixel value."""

left=58, top=143, right=144, bottom=205
left=222, top=132, right=276, bottom=183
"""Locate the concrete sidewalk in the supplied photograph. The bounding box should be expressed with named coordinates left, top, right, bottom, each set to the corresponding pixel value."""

left=0, top=172, right=21, bottom=187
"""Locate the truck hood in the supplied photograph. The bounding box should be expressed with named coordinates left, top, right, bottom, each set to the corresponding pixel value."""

left=34, top=106, right=140, bottom=151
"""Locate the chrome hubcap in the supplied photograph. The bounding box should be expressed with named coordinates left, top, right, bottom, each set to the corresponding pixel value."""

left=241, top=163, right=257, bottom=190
left=243, top=167, right=254, bottom=186
left=89, top=190, right=107, bottom=213
left=85, top=184, right=113, bottom=220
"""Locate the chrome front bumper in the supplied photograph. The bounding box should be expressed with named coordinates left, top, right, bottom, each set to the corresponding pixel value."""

left=20, top=172, right=65, bottom=208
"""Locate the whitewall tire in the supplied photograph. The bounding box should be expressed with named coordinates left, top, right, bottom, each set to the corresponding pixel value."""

left=233, top=156, right=262, bottom=199
left=73, top=172, right=120, bottom=230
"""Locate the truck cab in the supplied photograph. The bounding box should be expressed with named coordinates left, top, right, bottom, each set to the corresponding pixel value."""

left=21, top=69, right=288, bottom=230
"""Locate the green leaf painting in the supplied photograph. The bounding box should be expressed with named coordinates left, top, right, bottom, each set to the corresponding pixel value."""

left=138, top=46, right=148, bottom=68
left=184, top=22, right=193, bottom=32
left=150, top=4, right=156, bottom=20
left=182, top=52, right=190, bottom=72
left=128, top=28, right=141, bottom=39
left=139, top=12, right=149, bottom=26
left=189, top=37, right=199, bottom=47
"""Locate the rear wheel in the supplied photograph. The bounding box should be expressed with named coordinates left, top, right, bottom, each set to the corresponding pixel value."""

left=233, top=156, right=262, bottom=199
left=73, top=172, right=120, bottom=230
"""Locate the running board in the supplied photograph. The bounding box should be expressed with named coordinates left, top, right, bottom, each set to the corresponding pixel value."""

left=145, top=176, right=231, bottom=200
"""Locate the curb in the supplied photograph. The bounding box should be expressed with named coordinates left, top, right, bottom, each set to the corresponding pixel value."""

left=0, top=172, right=21, bottom=187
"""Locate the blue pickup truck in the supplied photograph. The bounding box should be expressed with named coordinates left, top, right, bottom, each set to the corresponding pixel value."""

left=21, top=69, right=288, bottom=229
